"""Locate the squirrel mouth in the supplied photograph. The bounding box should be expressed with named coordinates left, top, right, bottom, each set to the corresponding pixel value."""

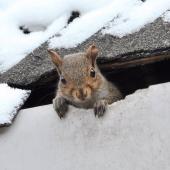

left=75, top=97, right=91, bottom=103
left=77, top=98, right=87, bottom=102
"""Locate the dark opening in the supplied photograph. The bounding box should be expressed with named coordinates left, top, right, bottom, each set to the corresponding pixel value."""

left=19, top=11, right=80, bottom=35
left=67, top=11, right=80, bottom=24
left=19, top=25, right=31, bottom=34
left=22, top=59, right=170, bottom=109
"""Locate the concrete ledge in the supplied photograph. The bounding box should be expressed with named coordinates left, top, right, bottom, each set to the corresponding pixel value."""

left=0, top=83, right=170, bottom=170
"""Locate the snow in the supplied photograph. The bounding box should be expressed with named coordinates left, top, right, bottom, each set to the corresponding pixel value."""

left=103, top=0, right=170, bottom=37
left=0, top=84, right=30, bottom=125
left=49, top=0, right=141, bottom=48
left=0, top=82, right=170, bottom=169
left=163, top=10, right=170, bottom=22
left=0, top=0, right=170, bottom=72
left=50, top=0, right=170, bottom=46
left=0, top=0, right=108, bottom=72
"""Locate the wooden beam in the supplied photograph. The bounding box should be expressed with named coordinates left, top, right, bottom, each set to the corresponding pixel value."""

left=99, top=52, right=170, bottom=71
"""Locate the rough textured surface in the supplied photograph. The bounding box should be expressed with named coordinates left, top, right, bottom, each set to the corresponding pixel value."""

left=0, top=82, right=170, bottom=170
left=1, top=18, right=170, bottom=88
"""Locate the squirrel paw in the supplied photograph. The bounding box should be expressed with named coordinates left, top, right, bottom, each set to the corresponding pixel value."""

left=53, top=97, right=68, bottom=119
left=94, top=100, right=107, bottom=118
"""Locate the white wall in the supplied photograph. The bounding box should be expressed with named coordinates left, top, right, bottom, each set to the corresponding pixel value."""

left=0, top=83, right=170, bottom=170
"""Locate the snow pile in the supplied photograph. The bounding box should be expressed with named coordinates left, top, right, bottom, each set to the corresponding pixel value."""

left=0, top=84, right=30, bottom=125
left=0, top=0, right=170, bottom=72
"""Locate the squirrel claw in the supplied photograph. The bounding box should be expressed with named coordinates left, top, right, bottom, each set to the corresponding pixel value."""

left=58, top=111, right=65, bottom=119
left=53, top=97, right=68, bottom=119
left=94, top=100, right=107, bottom=118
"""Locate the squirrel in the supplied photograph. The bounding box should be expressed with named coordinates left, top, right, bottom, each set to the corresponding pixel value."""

left=48, top=45, right=123, bottom=118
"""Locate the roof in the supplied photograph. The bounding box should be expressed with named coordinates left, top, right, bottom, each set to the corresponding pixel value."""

left=1, top=18, right=170, bottom=88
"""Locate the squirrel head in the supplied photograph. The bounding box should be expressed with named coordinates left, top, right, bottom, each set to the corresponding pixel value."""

left=48, top=45, right=103, bottom=103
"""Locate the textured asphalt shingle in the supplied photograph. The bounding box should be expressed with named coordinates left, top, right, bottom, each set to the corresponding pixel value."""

left=1, top=18, right=170, bottom=88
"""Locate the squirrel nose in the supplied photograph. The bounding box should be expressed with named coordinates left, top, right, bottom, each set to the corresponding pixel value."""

left=76, top=88, right=87, bottom=101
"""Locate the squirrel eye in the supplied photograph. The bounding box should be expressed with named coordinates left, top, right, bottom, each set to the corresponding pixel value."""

left=90, top=68, right=95, bottom=78
left=60, top=76, right=67, bottom=84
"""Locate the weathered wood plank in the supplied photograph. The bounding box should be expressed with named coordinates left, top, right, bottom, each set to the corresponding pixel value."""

left=99, top=49, right=170, bottom=71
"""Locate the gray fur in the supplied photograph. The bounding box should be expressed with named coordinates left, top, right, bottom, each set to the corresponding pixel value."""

left=53, top=96, right=68, bottom=119
left=62, top=53, right=89, bottom=86
left=53, top=51, right=123, bottom=118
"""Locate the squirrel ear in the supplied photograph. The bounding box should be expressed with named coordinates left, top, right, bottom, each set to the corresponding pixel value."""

left=48, top=49, right=62, bottom=74
left=86, top=44, right=98, bottom=67
left=47, top=49, right=62, bottom=66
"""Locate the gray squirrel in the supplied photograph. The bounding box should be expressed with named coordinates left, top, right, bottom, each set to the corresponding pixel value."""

left=48, top=45, right=122, bottom=118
